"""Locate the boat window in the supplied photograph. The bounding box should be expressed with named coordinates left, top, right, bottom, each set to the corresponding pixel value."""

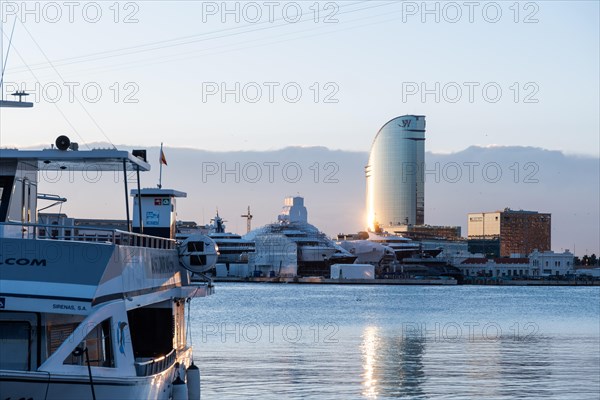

left=48, top=322, right=80, bottom=357
left=64, top=319, right=114, bottom=367
left=0, top=321, right=31, bottom=370
left=0, top=176, right=15, bottom=222
left=188, top=241, right=204, bottom=252
left=44, top=314, right=86, bottom=363
left=128, top=307, right=174, bottom=358
left=191, top=254, right=207, bottom=266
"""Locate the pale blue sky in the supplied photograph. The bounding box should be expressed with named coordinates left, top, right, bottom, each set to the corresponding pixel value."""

left=1, top=1, right=599, bottom=156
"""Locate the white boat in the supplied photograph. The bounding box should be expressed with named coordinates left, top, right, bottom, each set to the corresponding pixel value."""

left=207, top=212, right=255, bottom=264
left=177, top=213, right=254, bottom=278
left=0, top=136, right=212, bottom=399
left=366, top=232, right=443, bottom=259
left=337, top=240, right=397, bottom=266
left=244, top=196, right=356, bottom=277
left=297, top=244, right=338, bottom=262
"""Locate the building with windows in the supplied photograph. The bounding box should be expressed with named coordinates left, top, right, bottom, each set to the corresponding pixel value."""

left=529, top=250, right=574, bottom=276
left=366, top=115, right=425, bottom=231
left=457, top=250, right=573, bottom=278
left=460, top=256, right=530, bottom=278
left=467, top=208, right=551, bottom=257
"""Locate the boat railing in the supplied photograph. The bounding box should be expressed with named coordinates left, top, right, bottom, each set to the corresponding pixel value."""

left=134, top=348, right=177, bottom=377
left=0, top=221, right=176, bottom=249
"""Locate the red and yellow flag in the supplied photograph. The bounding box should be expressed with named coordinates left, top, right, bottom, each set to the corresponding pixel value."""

left=159, top=146, right=167, bottom=166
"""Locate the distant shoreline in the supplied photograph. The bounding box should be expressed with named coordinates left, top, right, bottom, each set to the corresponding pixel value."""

left=211, top=277, right=600, bottom=286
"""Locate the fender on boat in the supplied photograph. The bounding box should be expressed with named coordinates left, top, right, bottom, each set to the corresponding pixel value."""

left=187, top=363, right=201, bottom=400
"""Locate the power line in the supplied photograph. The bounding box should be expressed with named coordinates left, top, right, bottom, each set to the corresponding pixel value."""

left=22, top=2, right=401, bottom=80
left=2, top=27, right=90, bottom=149
left=19, top=22, right=116, bottom=149
left=7, top=1, right=395, bottom=74
left=8, top=1, right=369, bottom=73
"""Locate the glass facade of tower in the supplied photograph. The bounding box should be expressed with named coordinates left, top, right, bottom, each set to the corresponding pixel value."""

left=366, top=115, right=425, bottom=231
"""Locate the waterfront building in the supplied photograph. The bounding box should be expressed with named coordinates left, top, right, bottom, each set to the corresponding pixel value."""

left=366, top=115, right=425, bottom=231
left=460, top=256, right=531, bottom=278
left=529, top=249, right=574, bottom=276
left=467, top=208, right=551, bottom=257
left=457, top=250, right=574, bottom=278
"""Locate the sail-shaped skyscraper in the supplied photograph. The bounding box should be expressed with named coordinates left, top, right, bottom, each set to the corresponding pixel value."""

left=365, top=115, right=425, bottom=231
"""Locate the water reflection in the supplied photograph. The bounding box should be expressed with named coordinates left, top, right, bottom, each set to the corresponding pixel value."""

left=361, top=327, right=427, bottom=399
left=195, top=284, right=600, bottom=399
left=394, top=334, right=426, bottom=398
left=361, top=326, right=379, bottom=398
left=359, top=329, right=565, bottom=399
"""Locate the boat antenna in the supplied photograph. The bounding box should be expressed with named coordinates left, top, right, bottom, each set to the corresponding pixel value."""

left=0, top=17, right=17, bottom=100
left=0, top=18, right=33, bottom=108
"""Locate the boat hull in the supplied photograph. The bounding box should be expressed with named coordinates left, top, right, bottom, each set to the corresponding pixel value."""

left=298, top=246, right=337, bottom=262
left=0, top=349, right=193, bottom=400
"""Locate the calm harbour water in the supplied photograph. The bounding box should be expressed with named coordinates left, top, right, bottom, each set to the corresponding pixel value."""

left=190, top=284, right=600, bottom=399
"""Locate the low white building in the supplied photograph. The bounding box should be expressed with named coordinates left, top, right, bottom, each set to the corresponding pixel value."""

left=460, top=256, right=530, bottom=278
left=529, top=250, right=574, bottom=276
left=457, top=250, right=574, bottom=278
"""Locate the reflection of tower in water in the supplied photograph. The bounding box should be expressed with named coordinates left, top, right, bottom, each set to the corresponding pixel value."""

left=361, top=327, right=427, bottom=398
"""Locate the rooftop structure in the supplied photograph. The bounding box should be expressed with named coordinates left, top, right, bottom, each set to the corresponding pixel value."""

left=278, top=196, right=308, bottom=224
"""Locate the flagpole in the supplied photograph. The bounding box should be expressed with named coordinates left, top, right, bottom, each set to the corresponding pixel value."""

left=158, top=142, right=163, bottom=189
